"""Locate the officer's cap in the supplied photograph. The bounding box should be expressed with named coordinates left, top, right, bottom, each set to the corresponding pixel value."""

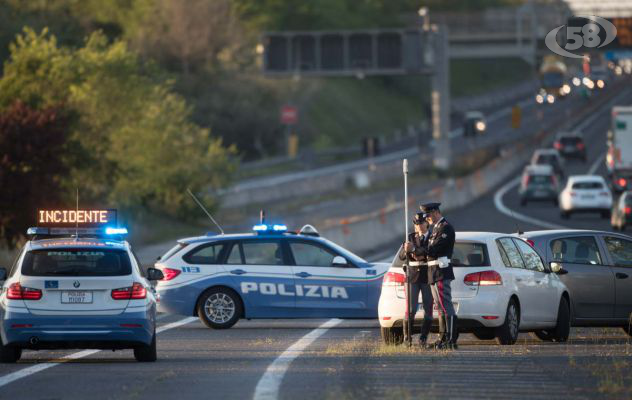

left=420, top=202, right=441, bottom=216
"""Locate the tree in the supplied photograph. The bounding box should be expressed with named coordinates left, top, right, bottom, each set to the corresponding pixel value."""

left=0, top=101, right=70, bottom=248
left=0, top=28, right=236, bottom=222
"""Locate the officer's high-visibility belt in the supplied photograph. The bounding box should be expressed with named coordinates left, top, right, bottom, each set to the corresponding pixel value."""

left=408, top=261, right=427, bottom=266
left=427, top=257, right=450, bottom=267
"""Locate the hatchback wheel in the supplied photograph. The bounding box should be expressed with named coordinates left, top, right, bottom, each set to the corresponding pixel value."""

left=549, top=297, right=571, bottom=342
left=0, top=342, right=21, bottom=363
left=197, top=287, right=242, bottom=329
left=381, top=326, right=404, bottom=345
left=495, top=299, right=519, bottom=345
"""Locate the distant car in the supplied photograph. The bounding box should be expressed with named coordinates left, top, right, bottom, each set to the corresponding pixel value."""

left=522, top=230, right=632, bottom=338
left=612, top=191, right=632, bottom=231
left=0, top=225, right=160, bottom=363
left=553, top=131, right=587, bottom=162
left=559, top=175, right=613, bottom=219
left=378, top=232, right=570, bottom=346
left=531, top=148, right=565, bottom=179
left=463, top=111, right=486, bottom=136
left=155, top=224, right=390, bottom=329
left=519, top=165, right=560, bottom=206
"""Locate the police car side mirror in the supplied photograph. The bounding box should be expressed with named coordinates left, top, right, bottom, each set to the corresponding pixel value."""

left=0, top=268, right=6, bottom=281
left=146, top=268, right=164, bottom=281
left=332, top=256, right=348, bottom=267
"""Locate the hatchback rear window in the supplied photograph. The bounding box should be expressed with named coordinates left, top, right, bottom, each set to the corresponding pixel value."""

left=560, top=137, right=581, bottom=145
left=529, top=175, right=553, bottom=184
left=21, top=248, right=132, bottom=276
left=452, top=243, right=490, bottom=267
left=572, top=181, right=604, bottom=190
left=536, top=155, right=558, bottom=165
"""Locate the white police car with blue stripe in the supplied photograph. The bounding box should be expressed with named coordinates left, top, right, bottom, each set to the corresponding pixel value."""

left=155, top=224, right=390, bottom=329
left=0, top=209, right=162, bottom=363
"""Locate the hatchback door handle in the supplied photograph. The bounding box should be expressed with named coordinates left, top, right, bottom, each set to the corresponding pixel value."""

left=616, top=272, right=629, bottom=279
left=535, top=280, right=542, bottom=284
left=230, top=269, right=246, bottom=275
left=295, top=272, right=312, bottom=278
left=515, top=278, right=523, bottom=282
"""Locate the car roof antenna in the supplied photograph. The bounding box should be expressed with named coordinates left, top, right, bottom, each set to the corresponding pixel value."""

left=509, top=207, right=523, bottom=235
left=187, top=188, right=224, bottom=235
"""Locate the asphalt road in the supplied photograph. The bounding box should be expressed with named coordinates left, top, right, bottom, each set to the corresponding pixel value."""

left=2, top=86, right=632, bottom=400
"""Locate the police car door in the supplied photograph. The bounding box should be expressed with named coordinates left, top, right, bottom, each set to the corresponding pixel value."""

left=225, top=239, right=296, bottom=317
left=287, top=239, right=368, bottom=317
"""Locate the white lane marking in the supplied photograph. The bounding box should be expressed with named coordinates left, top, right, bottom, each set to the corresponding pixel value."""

left=253, top=318, right=343, bottom=400
left=493, top=178, right=567, bottom=230
left=0, top=316, right=198, bottom=389
left=588, top=153, right=606, bottom=175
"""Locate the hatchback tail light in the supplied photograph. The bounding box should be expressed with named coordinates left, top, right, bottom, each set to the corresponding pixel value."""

left=522, top=175, right=530, bottom=187
left=618, top=178, right=627, bottom=187
left=160, top=268, right=181, bottom=281
left=553, top=142, right=562, bottom=150
left=577, top=142, right=585, bottom=150
left=464, top=270, right=503, bottom=286
left=6, top=283, right=42, bottom=300
left=383, top=271, right=406, bottom=286
left=111, top=282, right=146, bottom=300
left=625, top=206, right=631, bottom=215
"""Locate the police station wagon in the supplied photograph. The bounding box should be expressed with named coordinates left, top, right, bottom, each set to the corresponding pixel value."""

left=0, top=210, right=163, bottom=363
left=155, top=224, right=390, bottom=328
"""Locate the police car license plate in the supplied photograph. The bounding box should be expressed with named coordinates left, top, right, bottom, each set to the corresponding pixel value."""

left=61, top=291, right=93, bottom=304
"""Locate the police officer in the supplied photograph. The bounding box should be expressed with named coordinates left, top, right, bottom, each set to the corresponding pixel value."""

left=400, top=212, right=434, bottom=348
left=421, top=202, right=458, bottom=350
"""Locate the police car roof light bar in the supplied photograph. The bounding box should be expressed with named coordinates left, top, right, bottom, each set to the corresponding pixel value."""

left=187, top=189, right=225, bottom=235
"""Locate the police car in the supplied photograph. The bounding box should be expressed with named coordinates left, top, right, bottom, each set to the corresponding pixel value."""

left=0, top=209, right=162, bottom=363
left=155, top=224, right=390, bottom=328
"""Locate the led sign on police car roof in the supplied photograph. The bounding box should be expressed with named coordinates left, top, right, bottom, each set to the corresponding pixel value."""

left=37, top=209, right=117, bottom=227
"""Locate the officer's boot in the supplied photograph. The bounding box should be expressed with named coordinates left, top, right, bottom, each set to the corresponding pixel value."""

left=432, top=314, right=447, bottom=349
left=419, top=318, right=433, bottom=349
left=437, top=315, right=458, bottom=350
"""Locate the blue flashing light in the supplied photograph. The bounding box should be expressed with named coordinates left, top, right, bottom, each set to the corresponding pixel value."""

left=105, top=227, right=128, bottom=235
left=252, top=224, right=287, bottom=233
left=27, top=227, right=49, bottom=235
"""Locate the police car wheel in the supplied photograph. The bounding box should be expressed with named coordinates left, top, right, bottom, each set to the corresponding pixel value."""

left=495, top=299, right=519, bottom=345
left=380, top=327, right=404, bottom=345
left=197, top=287, right=242, bottom=329
left=134, top=332, right=157, bottom=362
left=0, top=344, right=21, bottom=363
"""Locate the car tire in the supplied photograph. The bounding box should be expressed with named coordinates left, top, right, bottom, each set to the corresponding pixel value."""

left=622, top=315, right=632, bottom=337
left=0, top=343, right=22, bottom=363
left=472, top=329, right=496, bottom=340
left=381, top=326, right=404, bottom=345
left=134, top=332, right=157, bottom=362
left=548, top=297, right=571, bottom=342
left=197, top=287, right=242, bottom=329
left=495, top=299, right=519, bottom=345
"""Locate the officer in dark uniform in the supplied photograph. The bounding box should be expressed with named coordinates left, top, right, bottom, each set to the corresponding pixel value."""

left=421, top=202, right=458, bottom=350
left=400, top=212, right=434, bottom=348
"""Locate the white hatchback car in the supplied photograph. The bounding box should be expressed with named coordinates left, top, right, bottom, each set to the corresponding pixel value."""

left=378, top=232, right=571, bottom=345
left=559, top=175, right=613, bottom=219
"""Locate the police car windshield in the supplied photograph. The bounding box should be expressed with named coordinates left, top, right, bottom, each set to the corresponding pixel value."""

left=22, top=248, right=132, bottom=277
